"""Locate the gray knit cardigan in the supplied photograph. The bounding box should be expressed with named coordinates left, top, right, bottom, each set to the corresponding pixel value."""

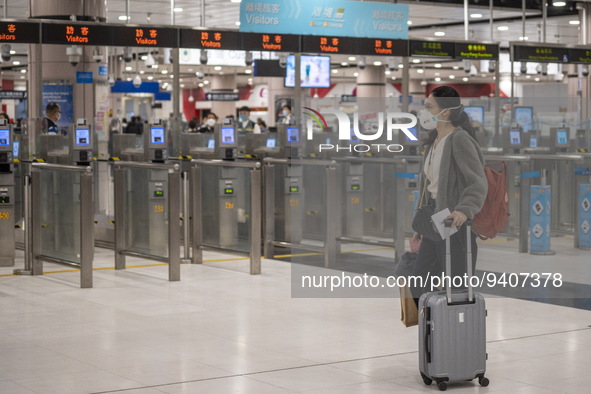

left=418, top=127, right=488, bottom=219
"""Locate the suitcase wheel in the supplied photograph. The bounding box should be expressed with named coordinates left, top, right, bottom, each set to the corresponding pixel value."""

left=437, top=381, right=447, bottom=391
left=478, top=376, right=490, bottom=387
left=420, top=372, right=432, bottom=386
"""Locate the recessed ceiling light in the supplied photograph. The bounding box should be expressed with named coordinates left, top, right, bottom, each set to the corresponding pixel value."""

left=12, top=61, right=20, bottom=65
left=20, top=75, right=25, bottom=79
left=147, top=76, right=154, bottom=80
left=126, top=78, right=132, bottom=81
left=199, top=83, right=204, bottom=87
left=9, top=50, right=15, bottom=54
left=398, top=64, right=404, bottom=68
left=20, top=69, right=26, bottom=73
left=141, top=55, right=148, bottom=60
left=434, top=31, right=445, bottom=37
left=245, top=69, right=252, bottom=74
left=231, top=0, right=242, bottom=3
left=417, top=69, right=424, bottom=74
left=125, top=66, right=132, bottom=71
left=188, top=68, right=193, bottom=72
left=435, top=77, right=441, bottom=82
left=348, top=56, right=356, bottom=61
left=391, top=76, right=396, bottom=80
left=497, top=26, right=509, bottom=31
left=139, top=70, right=145, bottom=74
left=173, top=7, right=183, bottom=12
left=373, top=61, right=382, bottom=66
left=118, top=15, right=129, bottom=21
left=553, top=1, right=566, bottom=6
left=384, top=70, right=391, bottom=75
left=434, top=72, right=440, bottom=76
left=235, top=22, right=241, bottom=26
left=407, top=21, right=412, bottom=25
left=332, top=69, right=338, bottom=74
left=470, top=13, right=483, bottom=18
left=535, top=77, right=540, bottom=81
left=519, top=36, right=529, bottom=41
left=353, top=72, right=359, bottom=77
left=462, top=77, right=469, bottom=81
left=412, top=59, right=421, bottom=63
left=203, top=80, right=209, bottom=85
left=169, top=74, right=174, bottom=78
left=570, top=20, right=580, bottom=25
left=214, top=66, right=222, bottom=71
left=162, top=69, right=169, bottom=74
left=453, top=65, right=459, bottom=70
left=152, top=64, right=159, bottom=69
left=526, top=75, right=531, bottom=79
left=341, top=62, right=348, bottom=66
left=449, top=75, right=455, bottom=79
left=434, top=63, right=442, bottom=68
left=180, top=84, right=185, bottom=88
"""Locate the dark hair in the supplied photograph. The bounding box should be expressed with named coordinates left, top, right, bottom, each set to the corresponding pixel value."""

left=45, top=102, right=60, bottom=114
left=257, top=118, right=267, bottom=128
left=0, top=112, right=9, bottom=122
left=188, top=119, right=198, bottom=130
left=239, top=106, right=250, bottom=112
left=282, top=105, right=291, bottom=112
left=422, top=86, right=476, bottom=147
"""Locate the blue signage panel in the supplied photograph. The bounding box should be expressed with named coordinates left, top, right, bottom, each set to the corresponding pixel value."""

left=42, top=84, right=73, bottom=134
left=98, top=66, right=108, bottom=77
left=76, top=71, right=93, bottom=84
left=530, top=185, right=552, bottom=254
left=579, top=184, right=591, bottom=249
left=240, top=0, right=408, bottom=39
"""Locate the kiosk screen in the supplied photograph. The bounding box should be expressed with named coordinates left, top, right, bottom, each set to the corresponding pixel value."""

left=151, top=127, right=165, bottom=144
left=266, top=138, right=276, bottom=148
left=207, top=139, right=215, bottom=149
left=514, top=107, right=533, bottom=133
left=13, top=141, right=19, bottom=157
left=287, top=127, right=299, bottom=143
left=556, top=130, right=568, bottom=145
left=464, top=106, right=484, bottom=124
left=75, top=128, right=90, bottom=146
left=221, top=127, right=235, bottom=144
left=509, top=130, right=521, bottom=145
left=0, top=128, right=9, bottom=146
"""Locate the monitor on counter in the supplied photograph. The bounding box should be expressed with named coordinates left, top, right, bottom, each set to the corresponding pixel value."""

left=287, top=127, right=300, bottom=143
left=284, top=55, right=331, bottom=88
left=75, top=127, right=90, bottom=146
left=509, top=130, right=521, bottom=146
left=556, top=129, right=569, bottom=145
left=266, top=137, right=276, bottom=148
left=150, top=127, right=165, bottom=144
left=464, top=106, right=485, bottom=124
left=12, top=140, right=19, bottom=157
left=0, top=128, right=9, bottom=147
left=221, top=127, right=235, bottom=144
left=207, top=138, right=215, bottom=149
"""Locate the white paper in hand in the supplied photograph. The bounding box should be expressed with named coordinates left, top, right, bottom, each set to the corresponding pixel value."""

left=431, top=208, right=458, bottom=240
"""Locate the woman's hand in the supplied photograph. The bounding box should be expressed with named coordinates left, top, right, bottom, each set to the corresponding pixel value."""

left=412, top=232, right=421, bottom=242
left=446, top=210, right=467, bottom=228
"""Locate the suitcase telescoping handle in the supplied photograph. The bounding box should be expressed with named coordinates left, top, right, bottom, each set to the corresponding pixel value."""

left=444, top=218, right=474, bottom=304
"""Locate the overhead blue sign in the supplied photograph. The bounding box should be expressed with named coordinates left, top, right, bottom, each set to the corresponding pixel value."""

left=76, top=71, right=93, bottom=84
left=240, top=0, right=408, bottom=39
left=110, top=81, right=171, bottom=101
left=98, top=66, right=108, bottom=77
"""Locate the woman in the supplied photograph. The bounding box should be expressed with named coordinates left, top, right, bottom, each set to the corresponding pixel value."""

left=198, top=112, right=218, bottom=133
left=411, top=86, right=488, bottom=306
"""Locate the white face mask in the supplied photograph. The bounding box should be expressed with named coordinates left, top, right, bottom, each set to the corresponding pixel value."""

left=418, top=105, right=459, bottom=130
left=206, top=118, right=216, bottom=127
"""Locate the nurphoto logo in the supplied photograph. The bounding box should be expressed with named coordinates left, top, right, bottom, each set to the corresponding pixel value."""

left=303, top=107, right=418, bottom=153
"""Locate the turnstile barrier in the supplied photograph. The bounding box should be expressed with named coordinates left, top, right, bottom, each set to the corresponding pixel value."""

left=191, top=160, right=261, bottom=275
left=114, top=162, right=181, bottom=281
left=30, top=163, right=94, bottom=288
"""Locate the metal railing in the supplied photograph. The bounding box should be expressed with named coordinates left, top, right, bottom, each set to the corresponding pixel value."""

left=114, top=161, right=181, bottom=281
left=30, top=163, right=94, bottom=288
left=191, top=159, right=262, bottom=275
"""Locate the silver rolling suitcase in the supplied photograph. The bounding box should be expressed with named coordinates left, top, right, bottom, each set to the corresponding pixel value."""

left=418, top=219, right=489, bottom=391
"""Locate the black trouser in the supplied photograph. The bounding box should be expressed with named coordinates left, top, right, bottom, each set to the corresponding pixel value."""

left=410, top=208, right=478, bottom=307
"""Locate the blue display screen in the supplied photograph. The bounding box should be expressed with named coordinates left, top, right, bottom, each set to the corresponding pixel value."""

left=151, top=127, right=165, bottom=144
left=0, top=128, right=10, bottom=147
left=207, top=139, right=215, bottom=149
left=514, top=107, right=533, bottom=133
left=13, top=141, right=19, bottom=157
left=287, top=127, right=299, bottom=143
left=556, top=130, right=568, bottom=145
left=266, top=138, right=276, bottom=148
left=75, top=128, right=90, bottom=146
left=509, top=130, right=521, bottom=145
left=221, top=127, right=235, bottom=144
left=464, top=106, right=484, bottom=124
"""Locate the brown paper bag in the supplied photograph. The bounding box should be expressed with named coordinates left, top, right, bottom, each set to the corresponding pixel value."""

left=400, top=285, right=418, bottom=327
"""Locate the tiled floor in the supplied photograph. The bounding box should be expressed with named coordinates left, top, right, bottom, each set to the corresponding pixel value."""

left=0, top=238, right=590, bottom=394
